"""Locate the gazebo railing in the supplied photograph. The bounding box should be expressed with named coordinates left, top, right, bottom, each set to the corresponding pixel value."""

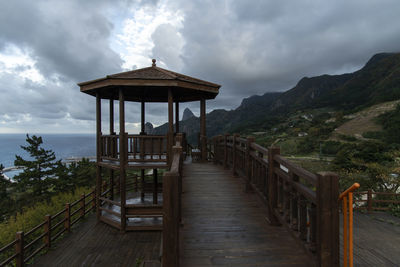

left=99, top=134, right=167, bottom=163
left=100, top=135, right=119, bottom=161
left=127, top=135, right=167, bottom=162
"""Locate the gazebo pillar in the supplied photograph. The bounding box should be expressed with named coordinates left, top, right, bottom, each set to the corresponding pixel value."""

left=109, top=99, right=114, bottom=201
left=141, top=100, right=145, bottom=134
left=140, top=100, right=145, bottom=200
left=167, top=88, right=174, bottom=166
left=119, top=89, right=126, bottom=232
left=175, top=101, right=179, bottom=133
left=96, top=93, right=102, bottom=221
left=200, top=98, right=207, bottom=161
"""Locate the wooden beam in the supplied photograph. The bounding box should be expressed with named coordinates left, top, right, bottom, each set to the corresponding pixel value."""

left=168, top=88, right=174, bottom=166
left=175, top=101, right=179, bottom=133
left=96, top=93, right=102, bottom=221
left=200, top=99, right=206, bottom=161
left=119, top=88, right=126, bottom=232
left=141, top=100, right=145, bottom=134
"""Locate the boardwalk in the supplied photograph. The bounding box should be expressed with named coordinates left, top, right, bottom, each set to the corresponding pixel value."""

left=180, top=162, right=312, bottom=266
left=349, top=212, right=400, bottom=266
left=28, top=161, right=400, bottom=266
left=32, top=215, right=161, bottom=267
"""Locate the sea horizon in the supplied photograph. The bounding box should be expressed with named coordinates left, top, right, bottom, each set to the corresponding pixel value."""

left=0, top=133, right=96, bottom=178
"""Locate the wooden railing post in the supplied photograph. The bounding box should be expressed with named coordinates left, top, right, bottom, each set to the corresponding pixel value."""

left=44, top=215, right=51, bottom=248
left=290, top=173, right=299, bottom=230
left=224, top=134, right=228, bottom=169
left=163, top=171, right=179, bottom=267
left=15, top=231, right=24, bottom=267
left=81, top=194, right=85, bottom=218
left=92, top=188, right=96, bottom=212
left=245, top=137, right=255, bottom=192
left=65, top=203, right=71, bottom=233
left=299, top=196, right=307, bottom=241
left=268, top=146, right=280, bottom=225
left=367, top=189, right=372, bottom=213
left=316, top=172, right=339, bottom=267
left=232, top=134, right=238, bottom=175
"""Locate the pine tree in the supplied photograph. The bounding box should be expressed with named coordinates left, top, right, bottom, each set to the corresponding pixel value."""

left=14, top=135, right=64, bottom=201
left=0, top=164, right=14, bottom=221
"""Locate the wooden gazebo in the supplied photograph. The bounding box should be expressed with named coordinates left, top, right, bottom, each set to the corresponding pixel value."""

left=78, top=59, right=220, bottom=231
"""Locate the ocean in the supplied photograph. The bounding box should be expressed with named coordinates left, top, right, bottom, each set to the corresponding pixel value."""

left=0, top=134, right=96, bottom=178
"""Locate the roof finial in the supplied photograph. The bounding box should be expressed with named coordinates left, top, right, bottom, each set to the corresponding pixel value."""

left=152, top=59, right=156, bottom=67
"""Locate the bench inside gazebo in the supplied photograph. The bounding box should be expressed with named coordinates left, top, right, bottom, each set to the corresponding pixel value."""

left=78, top=59, right=220, bottom=231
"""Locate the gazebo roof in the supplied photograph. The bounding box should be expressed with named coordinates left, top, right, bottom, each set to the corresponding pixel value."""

left=78, top=60, right=221, bottom=102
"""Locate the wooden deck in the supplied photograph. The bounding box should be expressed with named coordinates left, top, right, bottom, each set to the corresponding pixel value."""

left=31, top=215, right=161, bottom=266
left=347, top=211, right=400, bottom=266
left=27, top=161, right=400, bottom=266
left=180, top=162, right=312, bottom=266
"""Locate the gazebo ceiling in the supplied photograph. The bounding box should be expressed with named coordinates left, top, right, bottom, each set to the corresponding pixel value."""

left=78, top=59, right=221, bottom=102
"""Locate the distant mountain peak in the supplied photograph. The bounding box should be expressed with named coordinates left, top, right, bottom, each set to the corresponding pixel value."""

left=145, top=122, right=154, bottom=134
left=363, top=52, right=395, bottom=70
left=182, top=108, right=195, bottom=121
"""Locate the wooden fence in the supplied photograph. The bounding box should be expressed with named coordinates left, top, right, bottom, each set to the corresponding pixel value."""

left=354, top=190, right=400, bottom=211
left=211, top=134, right=339, bottom=267
left=0, top=189, right=96, bottom=267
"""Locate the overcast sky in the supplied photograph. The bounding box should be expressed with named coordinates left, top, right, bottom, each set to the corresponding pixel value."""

left=0, top=0, right=399, bottom=134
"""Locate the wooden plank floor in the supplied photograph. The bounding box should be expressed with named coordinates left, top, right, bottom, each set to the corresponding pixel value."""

left=32, top=215, right=161, bottom=267
left=180, top=162, right=312, bottom=266
left=342, top=211, right=400, bottom=266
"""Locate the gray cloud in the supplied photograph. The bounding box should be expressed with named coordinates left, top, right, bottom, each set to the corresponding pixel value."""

left=151, top=24, right=184, bottom=70
left=171, top=0, right=400, bottom=109
left=0, top=0, right=123, bottom=82
left=1, top=0, right=400, bottom=133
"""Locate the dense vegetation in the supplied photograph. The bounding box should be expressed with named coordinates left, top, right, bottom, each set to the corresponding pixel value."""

left=251, top=105, right=400, bottom=195
left=0, top=135, right=96, bottom=222
left=0, top=187, right=91, bottom=248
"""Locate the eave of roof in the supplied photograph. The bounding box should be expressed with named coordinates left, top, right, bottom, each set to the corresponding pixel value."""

left=78, top=66, right=221, bottom=89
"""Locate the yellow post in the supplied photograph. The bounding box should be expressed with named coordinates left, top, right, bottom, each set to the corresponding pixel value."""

left=349, top=192, right=354, bottom=267
left=339, top=183, right=359, bottom=267
left=343, top=196, right=348, bottom=267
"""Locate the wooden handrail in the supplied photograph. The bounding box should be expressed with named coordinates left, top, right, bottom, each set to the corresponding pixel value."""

left=0, top=188, right=96, bottom=266
left=340, top=183, right=360, bottom=267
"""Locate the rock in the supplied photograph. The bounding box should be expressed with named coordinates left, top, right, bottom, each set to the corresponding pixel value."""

left=182, top=108, right=195, bottom=121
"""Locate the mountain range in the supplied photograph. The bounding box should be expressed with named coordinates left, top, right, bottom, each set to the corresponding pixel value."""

left=152, top=52, right=400, bottom=144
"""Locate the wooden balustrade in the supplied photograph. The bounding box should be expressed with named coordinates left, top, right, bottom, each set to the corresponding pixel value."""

left=99, top=134, right=168, bottom=163
left=211, top=134, right=340, bottom=267
left=126, top=134, right=167, bottom=162
left=0, top=189, right=96, bottom=266
left=100, top=134, right=119, bottom=161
